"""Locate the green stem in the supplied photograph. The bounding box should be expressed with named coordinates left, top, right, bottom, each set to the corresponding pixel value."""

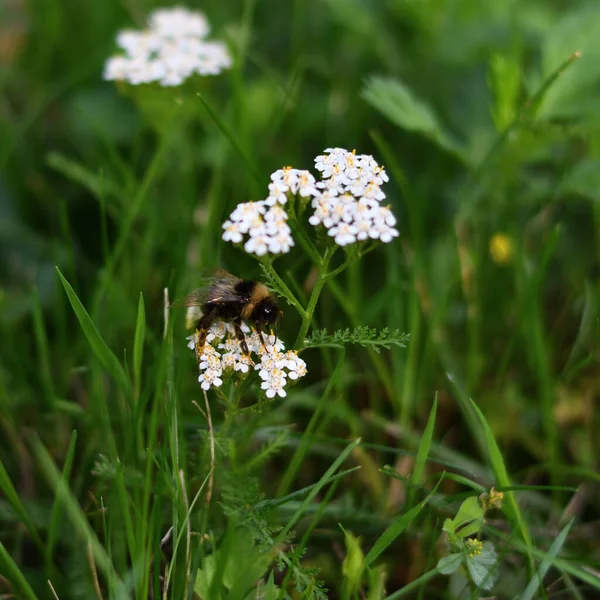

left=326, top=278, right=395, bottom=399
left=294, top=248, right=333, bottom=348
left=261, top=260, right=307, bottom=320
left=326, top=257, right=352, bottom=281
left=287, top=202, right=322, bottom=266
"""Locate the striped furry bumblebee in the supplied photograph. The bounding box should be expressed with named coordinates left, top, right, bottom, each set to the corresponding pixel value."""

left=180, top=269, right=282, bottom=358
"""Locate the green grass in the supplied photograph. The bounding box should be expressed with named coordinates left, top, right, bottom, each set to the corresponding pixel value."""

left=2, top=0, right=600, bottom=598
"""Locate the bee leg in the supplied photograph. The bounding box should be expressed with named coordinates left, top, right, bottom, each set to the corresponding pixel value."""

left=256, top=324, right=268, bottom=353
left=233, top=318, right=254, bottom=365
left=194, top=310, right=216, bottom=364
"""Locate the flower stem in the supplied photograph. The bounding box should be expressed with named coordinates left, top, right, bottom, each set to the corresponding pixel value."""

left=261, top=261, right=307, bottom=320
left=294, top=248, right=333, bottom=348
left=287, top=202, right=321, bottom=266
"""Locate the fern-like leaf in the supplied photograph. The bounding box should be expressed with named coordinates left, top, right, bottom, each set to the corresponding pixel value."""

left=259, top=264, right=294, bottom=306
left=304, top=326, right=409, bottom=353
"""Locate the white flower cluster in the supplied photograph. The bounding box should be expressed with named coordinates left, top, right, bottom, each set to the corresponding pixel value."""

left=104, top=7, right=232, bottom=87
left=310, top=148, right=399, bottom=246
left=222, top=167, right=319, bottom=256
left=222, top=151, right=398, bottom=256
left=187, top=322, right=307, bottom=397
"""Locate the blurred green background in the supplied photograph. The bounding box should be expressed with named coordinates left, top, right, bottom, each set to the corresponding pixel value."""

left=1, top=0, right=600, bottom=597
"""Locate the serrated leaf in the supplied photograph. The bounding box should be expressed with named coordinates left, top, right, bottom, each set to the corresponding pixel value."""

left=437, top=553, right=464, bottom=575
left=304, top=326, right=409, bottom=353
left=362, top=76, right=465, bottom=159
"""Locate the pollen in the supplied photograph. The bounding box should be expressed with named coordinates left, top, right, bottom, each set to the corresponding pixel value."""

left=489, top=233, right=514, bottom=265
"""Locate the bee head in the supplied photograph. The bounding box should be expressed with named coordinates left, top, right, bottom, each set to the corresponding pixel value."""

left=254, top=297, right=281, bottom=328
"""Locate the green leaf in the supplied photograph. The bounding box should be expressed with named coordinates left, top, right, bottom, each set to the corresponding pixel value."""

left=519, top=519, right=574, bottom=600
left=446, top=496, right=484, bottom=539
left=262, top=572, right=279, bottom=600
left=367, top=565, right=387, bottom=600
left=436, top=553, right=464, bottom=575
left=407, top=395, right=437, bottom=508
left=364, top=475, right=443, bottom=566
left=466, top=542, right=498, bottom=590
left=342, top=529, right=365, bottom=596
left=133, top=292, right=146, bottom=398
left=56, top=267, right=130, bottom=396
left=362, top=76, right=465, bottom=159
left=488, top=53, right=521, bottom=131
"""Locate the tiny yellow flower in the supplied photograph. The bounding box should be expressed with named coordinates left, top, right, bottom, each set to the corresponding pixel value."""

left=489, top=233, right=514, bottom=265
left=480, top=487, right=504, bottom=510
left=465, top=538, right=483, bottom=557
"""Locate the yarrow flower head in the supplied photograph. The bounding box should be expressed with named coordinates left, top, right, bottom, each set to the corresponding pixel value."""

left=222, top=200, right=295, bottom=256
left=104, top=6, right=232, bottom=87
left=310, top=148, right=399, bottom=247
left=187, top=322, right=307, bottom=396
left=222, top=149, right=398, bottom=257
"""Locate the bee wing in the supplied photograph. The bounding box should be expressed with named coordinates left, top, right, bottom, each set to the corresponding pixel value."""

left=170, top=269, right=243, bottom=309
left=210, top=267, right=241, bottom=282
left=169, top=288, right=208, bottom=309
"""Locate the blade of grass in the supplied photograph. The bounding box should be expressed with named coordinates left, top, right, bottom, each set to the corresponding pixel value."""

left=133, top=292, right=145, bottom=401
left=0, top=541, right=39, bottom=600
left=487, top=524, right=600, bottom=591
left=56, top=267, right=130, bottom=396
left=518, top=518, right=574, bottom=600
left=255, top=466, right=361, bottom=513
left=0, top=458, right=45, bottom=552
left=46, top=430, right=78, bottom=562
left=31, top=285, right=56, bottom=408
left=365, top=473, right=444, bottom=567
left=273, top=438, right=361, bottom=547
left=196, top=92, right=262, bottom=192
left=277, top=349, right=345, bottom=497
left=30, top=435, right=125, bottom=596
left=406, top=394, right=437, bottom=508
left=383, top=567, right=439, bottom=599
left=470, top=400, right=533, bottom=551
left=92, top=118, right=178, bottom=318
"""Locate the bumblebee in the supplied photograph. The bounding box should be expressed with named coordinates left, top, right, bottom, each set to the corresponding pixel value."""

left=178, top=269, right=282, bottom=359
